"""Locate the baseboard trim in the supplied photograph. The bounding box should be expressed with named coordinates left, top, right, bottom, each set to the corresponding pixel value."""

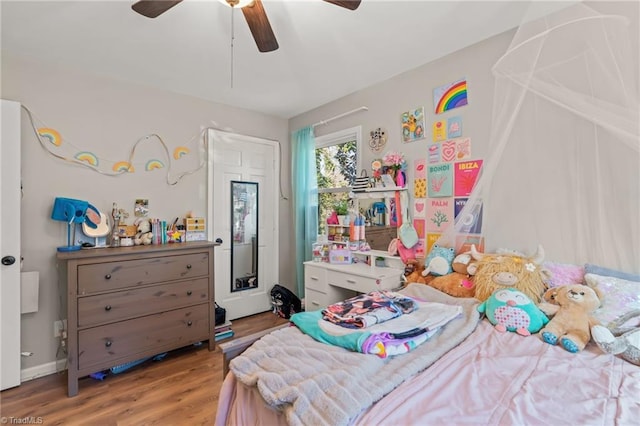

left=21, top=359, right=67, bottom=382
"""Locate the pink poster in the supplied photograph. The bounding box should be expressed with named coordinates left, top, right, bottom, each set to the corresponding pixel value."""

left=426, top=197, right=454, bottom=233
left=441, top=140, right=456, bottom=162
left=454, top=159, right=483, bottom=196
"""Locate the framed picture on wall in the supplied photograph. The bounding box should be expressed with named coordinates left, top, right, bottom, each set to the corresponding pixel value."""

left=401, top=107, right=425, bottom=143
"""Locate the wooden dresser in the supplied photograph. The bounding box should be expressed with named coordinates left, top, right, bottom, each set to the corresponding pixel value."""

left=56, top=242, right=216, bottom=397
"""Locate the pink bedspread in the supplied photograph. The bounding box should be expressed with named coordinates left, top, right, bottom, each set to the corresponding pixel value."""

left=216, top=321, right=640, bottom=425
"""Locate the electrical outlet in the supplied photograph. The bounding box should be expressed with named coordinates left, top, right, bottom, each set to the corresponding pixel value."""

left=54, top=319, right=67, bottom=337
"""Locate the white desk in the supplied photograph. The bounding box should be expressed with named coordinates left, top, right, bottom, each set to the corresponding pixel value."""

left=303, top=253, right=404, bottom=310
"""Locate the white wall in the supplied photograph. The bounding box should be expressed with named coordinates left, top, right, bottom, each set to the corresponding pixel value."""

left=1, top=52, right=293, bottom=373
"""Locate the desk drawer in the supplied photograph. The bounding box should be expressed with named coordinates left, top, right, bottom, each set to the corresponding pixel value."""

left=304, top=264, right=328, bottom=292
left=78, top=278, right=209, bottom=328
left=77, top=252, right=209, bottom=294
left=78, top=304, right=209, bottom=370
left=327, top=270, right=385, bottom=294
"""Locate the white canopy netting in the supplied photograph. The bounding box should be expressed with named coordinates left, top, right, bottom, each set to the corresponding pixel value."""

left=437, top=2, right=640, bottom=274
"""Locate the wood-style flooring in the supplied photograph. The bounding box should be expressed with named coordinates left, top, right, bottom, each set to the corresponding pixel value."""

left=0, top=311, right=288, bottom=425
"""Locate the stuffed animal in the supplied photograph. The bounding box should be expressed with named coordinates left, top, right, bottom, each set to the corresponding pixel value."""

left=403, top=259, right=430, bottom=285
left=421, top=245, right=455, bottom=277
left=478, top=288, right=549, bottom=336
left=134, top=219, right=153, bottom=245
left=538, top=284, right=602, bottom=353
left=471, top=244, right=548, bottom=303
left=427, top=272, right=475, bottom=297
left=591, top=309, right=640, bottom=366
left=425, top=251, right=479, bottom=297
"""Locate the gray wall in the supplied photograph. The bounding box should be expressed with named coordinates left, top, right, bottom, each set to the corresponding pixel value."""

left=290, top=0, right=638, bottom=263
left=1, top=52, right=293, bottom=373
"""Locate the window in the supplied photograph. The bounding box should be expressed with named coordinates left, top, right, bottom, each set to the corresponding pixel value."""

left=315, top=126, right=361, bottom=231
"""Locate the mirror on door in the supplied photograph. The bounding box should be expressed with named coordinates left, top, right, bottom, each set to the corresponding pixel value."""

left=231, top=181, right=258, bottom=292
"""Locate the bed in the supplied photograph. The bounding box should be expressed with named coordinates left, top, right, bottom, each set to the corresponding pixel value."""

left=215, top=284, right=640, bottom=426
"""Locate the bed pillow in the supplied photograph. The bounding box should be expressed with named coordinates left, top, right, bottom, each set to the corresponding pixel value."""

left=584, top=273, right=640, bottom=327
left=542, top=261, right=584, bottom=287
left=584, top=263, right=640, bottom=282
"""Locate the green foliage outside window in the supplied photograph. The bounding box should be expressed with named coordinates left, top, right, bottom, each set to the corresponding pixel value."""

left=316, top=139, right=356, bottom=231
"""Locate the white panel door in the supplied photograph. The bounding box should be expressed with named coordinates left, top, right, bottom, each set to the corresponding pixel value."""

left=208, top=130, right=279, bottom=320
left=1, top=99, right=22, bottom=390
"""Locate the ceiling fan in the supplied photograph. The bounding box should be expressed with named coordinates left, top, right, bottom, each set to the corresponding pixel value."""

left=131, top=0, right=361, bottom=53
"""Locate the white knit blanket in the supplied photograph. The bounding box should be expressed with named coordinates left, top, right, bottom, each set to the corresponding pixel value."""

left=229, top=284, right=481, bottom=426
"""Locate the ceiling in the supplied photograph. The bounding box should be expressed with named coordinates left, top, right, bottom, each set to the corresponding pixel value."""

left=1, top=1, right=574, bottom=118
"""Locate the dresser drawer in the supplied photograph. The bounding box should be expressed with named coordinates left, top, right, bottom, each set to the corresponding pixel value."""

left=77, top=278, right=209, bottom=328
left=77, top=252, right=209, bottom=294
left=304, top=264, right=328, bottom=292
left=77, top=304, right=209, bottom=370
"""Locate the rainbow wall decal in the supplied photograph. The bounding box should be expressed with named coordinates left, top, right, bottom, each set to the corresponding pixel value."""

left=74, top=151, right=99, bottom=166
left=433, top=79, right=468, bottom=114
left=112, top=161, right=134, bottom=173
left=37, top=128, right=62, bottom=146
left=173, top=146, right=190, bottom=160
left=145, top=159, right=165, bottom=171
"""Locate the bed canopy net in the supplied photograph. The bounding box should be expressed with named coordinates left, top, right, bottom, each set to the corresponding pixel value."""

left=437, top=2, right=640, bottom=274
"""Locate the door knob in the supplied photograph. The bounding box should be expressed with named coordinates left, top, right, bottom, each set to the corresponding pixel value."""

left=215, top=238, right=223, bottom=244
left=1, top=256, right=16, bottom=266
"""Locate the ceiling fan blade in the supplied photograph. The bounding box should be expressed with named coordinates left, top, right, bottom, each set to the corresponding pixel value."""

left=241, top=0, right=279, bottom=53
left=131, top=0, right=183, bottom=18
left=323, top=0, right=361, bottom=11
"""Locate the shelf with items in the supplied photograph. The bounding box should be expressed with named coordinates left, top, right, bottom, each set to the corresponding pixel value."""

left=326, top=224, right=349, bottom=243
left=352, top=249, right=405, bottom=270
left=351, top=187, right=407, bottom=227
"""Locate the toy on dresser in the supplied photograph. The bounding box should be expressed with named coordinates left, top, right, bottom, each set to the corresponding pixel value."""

left=134, top=218, right=153, bottom=245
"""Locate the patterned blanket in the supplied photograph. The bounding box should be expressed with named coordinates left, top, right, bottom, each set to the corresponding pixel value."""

left=229, top=284, right=481, bottom=426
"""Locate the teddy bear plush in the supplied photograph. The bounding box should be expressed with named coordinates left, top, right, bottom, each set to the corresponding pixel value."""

left=538, top=284, right=602, bottom=353
left=134, top=219, right=153, bottom=245
left=403, top=259, right=431, bottom=285
left=591, top=309, right=640, bottom=366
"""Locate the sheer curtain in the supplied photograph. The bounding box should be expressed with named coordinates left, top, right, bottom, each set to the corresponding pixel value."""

left=292, top=126, right=318, bottom=297
left=438, top=2, right=639, bottom=274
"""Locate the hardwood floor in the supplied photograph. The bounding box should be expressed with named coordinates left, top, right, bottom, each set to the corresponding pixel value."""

left=0, top=311, right=288, bottom=425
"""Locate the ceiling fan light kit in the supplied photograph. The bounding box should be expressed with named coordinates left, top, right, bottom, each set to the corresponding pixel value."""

left=131, top=0, right=361, bottom=52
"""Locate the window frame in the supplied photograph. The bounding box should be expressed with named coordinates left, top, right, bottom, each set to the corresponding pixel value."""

left=315, top=125, right=362, bottom=195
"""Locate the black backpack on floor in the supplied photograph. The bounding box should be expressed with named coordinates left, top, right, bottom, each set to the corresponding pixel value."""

left=270, top=284, right=302, bottom=319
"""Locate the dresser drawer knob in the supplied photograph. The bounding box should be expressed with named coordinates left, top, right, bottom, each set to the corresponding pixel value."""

left=186, top=264, right=192, bottom=270
left=187, top=320, right=193, bottom=327
left=104, top=305, right=112, bottom=311
left=187, top=290, right=192, bottom=296
left=346, top=279, right=357, bottom=284
left=105, top=340, right=112, bottom=348
left=105, top=274, right=112, bottom=280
